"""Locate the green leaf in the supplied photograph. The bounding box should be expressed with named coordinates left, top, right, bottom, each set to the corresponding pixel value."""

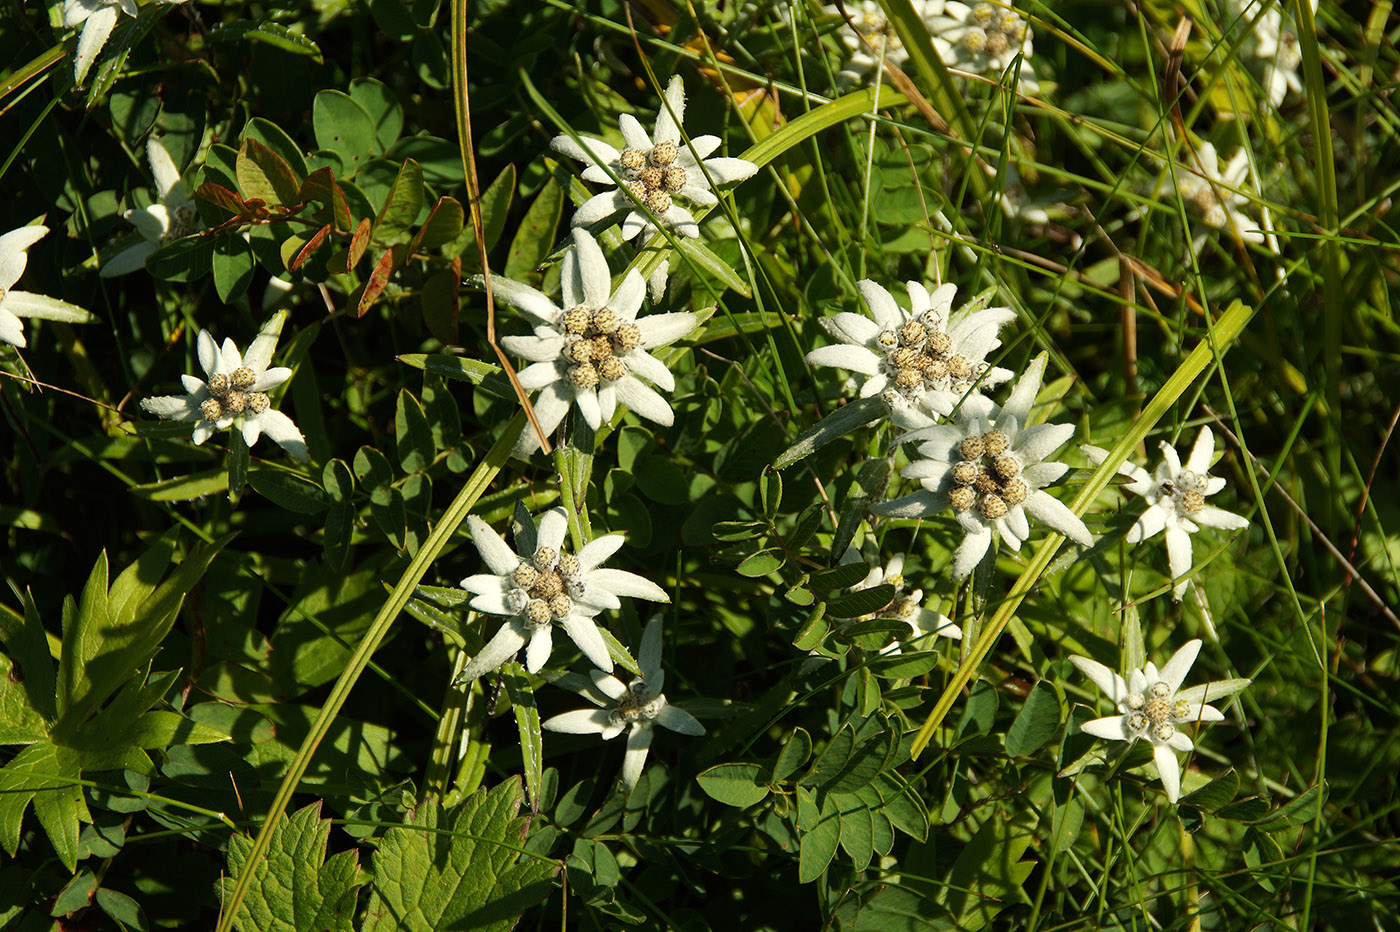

left=371, top=159, right=424, bottom=244
left=243, top=118, right=311, bottom=179
left=868, top=650, right=942, bottom=680
left=416, top=196, right=464, bottom=250
left=503, top=178, right=562, bottom=282
left=501, top=663, right=544, bottom=814
left=395, top=390, right=433, bottom=474
left=94, top=887, right=148, bottom=932
left=696, top=763, right=770, bottom=808
left=353, top=445, right=394, bottom=491
left=808, top=562, right=873, bottom=591
left=314, top=90, right=379, bottom=171
left=675, top=238, right=751, bottom=297
left=1179, top=768, right=1240, bottom=813
left=213, top=233, right=257, bottom=303
left=0, top=588, right=57, bottom=724
left=396, top=354, right=514, bottom=401
left=249, top=469, right=330, bottom=514
left=144, top=236, right=214, bottom=283
left=822, top=729, right=894, bottom=794
left=838, top=806, right=874, bottom=872
left=476, top=163, right=515, bottom=254
left=773, top=396, right=886, bottom=469
left=362, top=781, right=559, bottom=932
left=736, top=549, right=784, bottom=578
left=52, top=871, right=98, bottom=917
left=349, top=78, right=404, bottom=151
left=229, top=430, right=250, bottom=503
left=824, top=584, right=895, bottom=619
left=944, top=810, right=1037, bottom=930
left=0, top=742, right=88, bottom=870
left=130, top=469, right=230, bottom=502
left=1253, top=782, right=1327, bottom=830
left=321, top=460, right=355, bottom=573
left=797, top=799, right=841, bottom=883
left=773, top=728, right=812, bottom=783
left=220, top=802, right=362, bottom=932
left=237, top=138, right=302, bottom=207
left=1004, top=682, right=1062, bottom=758
left=210, top=20, right=324, bottom=62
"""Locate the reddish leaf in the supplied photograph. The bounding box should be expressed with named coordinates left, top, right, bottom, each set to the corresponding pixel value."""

left=410, top=196, right=464, bottom=255
left=357, top=248, right=397, bottom=318
left=291, top=224, right=332, bottom=271
left=196, top=182, right=247, bottom=216
left=237, top=138, right=302, bottom=207
left=348, top=217, right=372, bottom=269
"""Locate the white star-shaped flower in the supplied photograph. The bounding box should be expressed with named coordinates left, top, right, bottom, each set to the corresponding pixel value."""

left=1175, top=143, right=1264, bottom=248
left=822, top=0, right=942, bottom=85
left=63, top=0, right=188, bottom=85
left=139, top=312, right=308, bottom=461
left=456, top=506, right=669, bottom=680
left=874, top=354, right=1094, bottom=578
left=928, top=1, right=1038, bottom=92
left=1, top=225, right=96, bottom=348
left=805, top=279, right=1015, bottom=429
left=837, top=552, right=962, bottom=645
left=1082, top=426, right=1250, bottom=600
left=551, top=75, right=758, bottom=242
left=1229, top=0, right=1317, bottom=107
left=1070, top=639, right=1249, bottom=803
left=492, top=228, right=698, bottom=455
left=542, top=616, right=705, bottom=789
left=101, top=136, right=203, bottom=277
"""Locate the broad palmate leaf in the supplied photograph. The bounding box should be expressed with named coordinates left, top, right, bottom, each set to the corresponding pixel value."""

left=362, top=778, right=559, bottom=931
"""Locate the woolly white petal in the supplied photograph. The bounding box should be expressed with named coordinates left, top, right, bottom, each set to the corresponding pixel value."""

left=571, top=229, right=613, bottom=308
left=576, top=533, right=625, bottom=571
left=147, top=138, right=182, bottom=200
left=821, top=311, right=882, bottom=347
left=196, top=330, right=219, bottom=377
left=951, top=526, right=994, bottom=579
left=1158, top=640, right=1202, bottom=694
left=588, top=567, right=669, bottom=602
left=139, top=394, right=199, bottom=420
left=457, top=620, right=528, bottom=682
left=1165, top=525, right=1194, bottom=599
left=491, top=277, right=561, bottom=324
left=536, top=508, right=569, bottom=552
left=1081, top=715, right=1130, bottom=741
left=502, top=334, right=566, bottom=363
left=516, top=360, right=562, bottom=391
left=251, top=366, right=291, bottom=392
left=551, top=134, right=620, bottom=169
left=1002, top=354, right=1048, bottom=427
left=698, top=157, right=758, bottom=186
left=561, top=614, right=613, bottom=672
left=655, top=704, right=704, bottom=736
left=542, top=708, right=613, bottom=734
left=1023, top=490, right=1094, bottom=546
left=620, top=725, right=654, bottom=788
left=573, top=191, right=629, bottom=228
left=654, top=75, right=686, bottom=145
left=635, top=312, right=697, bottom=349
left=611, top=270, right=647, bottom=321
left=1154, top=742, right=1182, bottom=802
left=575, top=387, right=603, bottom=430
left=1185, top=427, right=1216, bottom=475
left=805, top=344, right=881, bottom=375
left=98, top=241, right=157, bottom=277
left=0, top=309, right=25, bottom=347
left=467, top=516, right=521, bottom=575
left=1017, top=422, right=1074, bottom=464
left=614, top=377, right=674, bottom=426
left=73, top=5, right=119, bottom=83
left=255, top=409, right=307, bottom=461
left=525, top=625, right=556, bottom=674
left=871, top=490, right=946, bottom=519
left=623, top=350, right=674, bottom=391
left=1070, top=655, right=1127, bottom=703
left=857, top=280, right=903, bottom=330
left=1193, top=505, right=1249, bottom=531
left=1021, top=461, right=1069, bottom=489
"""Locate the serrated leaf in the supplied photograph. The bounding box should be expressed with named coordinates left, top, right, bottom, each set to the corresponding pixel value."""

left=0, top=742, right=88, bottom=870
left=696, top=763, right=770, bottom=808
left=1004, top=681, right=1062, bottom=758
left=774, top=396, right=886, bottom=469
left=220, top=802, right=362, bottom=932
left=361, top=781, right=559, bottom=932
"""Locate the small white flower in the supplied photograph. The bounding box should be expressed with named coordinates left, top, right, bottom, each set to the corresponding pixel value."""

left=1070, top=639, right=1249, bottom=803
left=139, top=311, right=308, bottom=461
left=805, top=279, right=1015, bottom=429
left=1, top=225, right=96, bottom=348
left=1230, top=0, right=1317, bottom=107
left=456, top=506, right=670, bottom=680
left=874, top=354, right=1094, bottom=578
left=992, top=162, right=1051, bottom=225
left=492, top=229, right=699, bottom=455
left=837, top=552, right=962, bottom=645
left=823, top=0, right=940, bottom=85
left=543, top=616, right=705, bottom=789
left=1175, top=143, right=1264, bottom=247
left=551, top=75, right=758, bottom=241
left=928, top=1, right=1039, bottom=92
left=63, top=0, right=189, bottom=85
left=1082, top=426, right=1250, bottom=600
left=101, top=136, right=203, bottom=278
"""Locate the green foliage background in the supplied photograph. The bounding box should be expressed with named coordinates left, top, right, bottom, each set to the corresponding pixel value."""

left=3, top=0, right=1400, bottom=929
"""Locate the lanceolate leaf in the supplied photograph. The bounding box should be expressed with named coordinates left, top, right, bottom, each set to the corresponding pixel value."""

left=774, top=396, right=887, bottom=469
left=501, top=663, right=545, bottom=813
left=361, top=780, right=558, bottom=932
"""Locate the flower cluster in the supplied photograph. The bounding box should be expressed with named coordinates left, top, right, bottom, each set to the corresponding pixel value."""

left=1176, top=143, right=1264, bottom=248
left=929, top=1, right=1038, bottom=92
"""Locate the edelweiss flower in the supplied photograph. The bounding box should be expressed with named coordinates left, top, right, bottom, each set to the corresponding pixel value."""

left=1175, top=143, right=1264, bottom=247
left=1, top=225, right=95, bottom=348
left=1083, top=426, right=1250, bottom=600
left=1230, top=0, right=1317, bottom=107
left=551, top=75, right=758, bottom=241
left=101, top=136, right=203, bottom=277
left=63, top=0, right=188, bottom=85
left=929, top=1, right=1038, bottom=92
left=543, top=616, right=704, bottom=789
left=837, top=552, right=962, bottom=645
left=1070, top=639, right=1249, bottom=802
left=874, top=354, right=1094, bottom=578
left=823, top=0, right=941, bottom=85
left=456, top=506, right=669, bottom=680
left=805, top=279, right=1015, bottom=429
left=140, top=312, right=308, bottom=461
left=493, top=229, right=698, bottom=455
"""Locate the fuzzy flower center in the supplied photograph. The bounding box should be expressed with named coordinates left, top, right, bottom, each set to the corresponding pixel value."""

left=875, top=313, right=986, bottom=406
left=1160, top=469, right=1208, bottom=517
left=560, top=305, right=643, bottom=390
left=610, top=677, right=665, bottom=726
left=511, top=548, right=584, bottom=628
left=1123, top=679, right=1191, bottom=740
left=201, top=366, right=269, bottom=422
left=165, top=204, right=202, bottom=242
left=963, top=3, right=1029, bottom=58
left=618, top=140, right=688, bottom=215
left=947, top=428, right=1029, bottom=520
